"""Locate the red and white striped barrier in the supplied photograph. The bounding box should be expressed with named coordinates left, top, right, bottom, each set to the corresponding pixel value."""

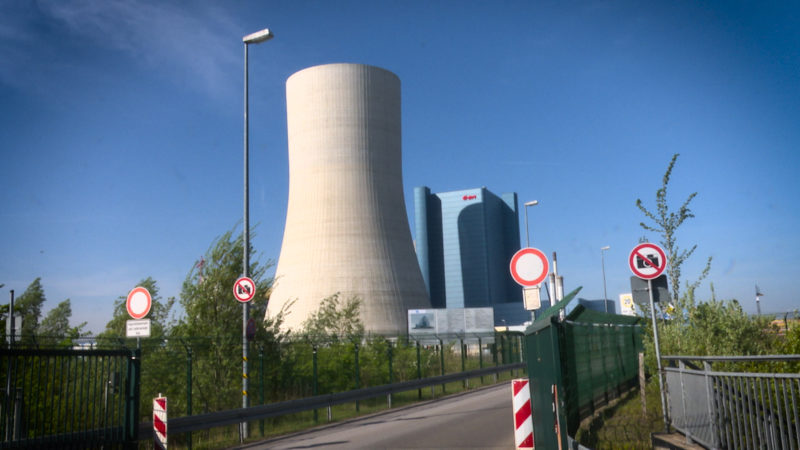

left=512, top=379, right=534, bottom=449
left=153, top=395, right=167, bottom=450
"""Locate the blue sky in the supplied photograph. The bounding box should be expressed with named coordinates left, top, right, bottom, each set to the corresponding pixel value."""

left=2, top=1, right=798, bottom=333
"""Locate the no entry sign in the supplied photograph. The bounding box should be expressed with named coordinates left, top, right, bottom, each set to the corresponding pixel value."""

left=233, top=277, right=256, bottom=303
left=629, top=243, right=667, bottom=280
left=127, top=287, right=152, bottom=320
left=510, top=248, right=549, bottom=287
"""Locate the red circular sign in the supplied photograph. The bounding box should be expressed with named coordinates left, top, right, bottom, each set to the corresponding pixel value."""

left=628, top=243, right=667, bottom=280
left=233, top=277, right=256, bottom=303
left=126, top=287, right=152, bottom=319
left=509, top=248, right=549, bottom=287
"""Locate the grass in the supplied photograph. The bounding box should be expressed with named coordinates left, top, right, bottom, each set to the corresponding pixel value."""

left=573, top=378, right=666, bottom=449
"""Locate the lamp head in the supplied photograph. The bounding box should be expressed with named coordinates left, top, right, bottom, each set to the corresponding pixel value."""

left=243, top=29, right=274, bottom=44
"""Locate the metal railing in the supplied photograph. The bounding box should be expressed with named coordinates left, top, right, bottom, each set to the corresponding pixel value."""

left=663, top=355, right=800, bottom=449
left=137, top=362, right=526, bottom=437
left=1, top=347, right=140, bottom=449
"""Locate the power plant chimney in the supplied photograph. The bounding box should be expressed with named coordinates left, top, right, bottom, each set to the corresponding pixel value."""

left=266, top=63, right=431, bottom=335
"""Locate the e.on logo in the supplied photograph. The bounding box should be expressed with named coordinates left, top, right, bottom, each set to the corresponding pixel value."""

left=462, top=195, right=477, bottom=201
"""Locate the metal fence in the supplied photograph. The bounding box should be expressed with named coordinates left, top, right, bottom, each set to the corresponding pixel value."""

left=524, top=287, right=643, bottom=449
left=664, top=355, right=800, bottom=449
left=0, top=347, right=140, bottom=449
left=0, top=332, right=523, bottom=447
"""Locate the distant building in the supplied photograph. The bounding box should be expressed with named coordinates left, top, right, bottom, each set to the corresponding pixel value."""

left=577, top=298, right=616, bottom=314
left=413, top=186, right=529, bottom=325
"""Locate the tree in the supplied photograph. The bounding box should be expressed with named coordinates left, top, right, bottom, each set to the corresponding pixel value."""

left=39, top=299, right=88, bottom=346
left=14, top=277, right=47, bottom=341
left=302, top=293, right=364, bottom=344
left=173, top=227, right=280, bottom=412
left=636, top=153, right=712, bottom=310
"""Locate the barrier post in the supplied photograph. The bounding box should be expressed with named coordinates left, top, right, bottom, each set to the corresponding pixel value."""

left=512, top=379, right=534, bottom=450
left=153, top=395, right=167, bottom=450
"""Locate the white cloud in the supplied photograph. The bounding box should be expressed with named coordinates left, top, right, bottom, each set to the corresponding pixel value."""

left=3, top=0, right=241, bottom=100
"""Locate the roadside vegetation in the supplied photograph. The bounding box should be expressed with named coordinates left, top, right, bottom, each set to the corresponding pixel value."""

left=2, top=226, right=521, bottom=448
left=574, top=154, right=800, bottom=448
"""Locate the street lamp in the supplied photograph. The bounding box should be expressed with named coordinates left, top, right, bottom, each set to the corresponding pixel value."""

left=601, top=246, right=610, bottom=313
left=523, top=200, right=538, bottom=248
left=242, top=27, right=273, bottom=440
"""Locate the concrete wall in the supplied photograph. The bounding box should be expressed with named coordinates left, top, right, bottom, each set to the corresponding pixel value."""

left=266, top=63, right=431, bottom=335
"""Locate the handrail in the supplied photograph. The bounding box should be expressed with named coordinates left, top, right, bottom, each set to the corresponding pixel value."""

left=138, top=362, right=525, bottom=436
left=662, top=354, right=800, bottom=362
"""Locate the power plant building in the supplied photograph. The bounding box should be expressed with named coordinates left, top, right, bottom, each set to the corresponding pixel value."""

left=265, top=63, right=431, bottom=335
left=414, top=186, right=529, bottom=325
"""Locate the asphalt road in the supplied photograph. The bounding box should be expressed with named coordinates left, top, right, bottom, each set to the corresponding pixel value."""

left=239, top=382, right=516, bottom=449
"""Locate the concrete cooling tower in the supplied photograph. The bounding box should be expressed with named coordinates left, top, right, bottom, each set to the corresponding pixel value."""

left=266, top=63, right=431, bottom=335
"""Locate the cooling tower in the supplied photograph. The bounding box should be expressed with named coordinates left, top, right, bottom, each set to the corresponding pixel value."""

left=266, top=63, right=431, bottom=335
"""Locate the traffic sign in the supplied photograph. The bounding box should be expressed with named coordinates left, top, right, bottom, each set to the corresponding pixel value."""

left=126, top=319, right=151, bottom=337
left=510, top=248, right=549, bottom=287
left=522, top=286, right=542, bottom=310
left=233, top=277, right=256, bottom=303
left=126, top=286, right=152, bottom=320
left=628, top=243, right=667, bottom=280
left=630, top=275, right=670, bottom=303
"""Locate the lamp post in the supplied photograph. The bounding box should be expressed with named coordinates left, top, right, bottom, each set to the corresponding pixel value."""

left=601, top=245, right=610, bottom=313
left=242, top=27, right=273, bottom=440
left=523, top=200, right=538, bottom=248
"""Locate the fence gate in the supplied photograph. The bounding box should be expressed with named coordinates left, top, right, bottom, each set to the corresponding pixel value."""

left=1, top=347, right=140, bottom=449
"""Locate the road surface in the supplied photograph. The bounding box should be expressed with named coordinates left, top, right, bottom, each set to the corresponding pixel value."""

left=240, top=382, right=516, bottom=449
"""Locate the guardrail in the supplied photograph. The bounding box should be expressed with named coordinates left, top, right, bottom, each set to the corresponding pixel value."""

left=663, top=355, right=800, bottom=449
left=138, top=362, right=525, bottom=437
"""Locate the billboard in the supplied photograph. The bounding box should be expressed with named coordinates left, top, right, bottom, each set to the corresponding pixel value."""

left=619, top=293, right=635, bottom=316
left=408, top=308, right=495, bottom=340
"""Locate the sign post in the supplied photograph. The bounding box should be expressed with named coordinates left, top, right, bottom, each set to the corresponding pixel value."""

left=233, top=276, right=256, bottom=441
left=628, top=243, right=669, bottom=432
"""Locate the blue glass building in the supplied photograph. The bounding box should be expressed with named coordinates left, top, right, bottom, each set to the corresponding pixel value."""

left=414, top=186, right=529, bottom=325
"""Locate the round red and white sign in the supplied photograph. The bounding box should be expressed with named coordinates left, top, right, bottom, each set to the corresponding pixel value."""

left=629, top=243, right=667, bottom=280
left=510, top=248, right=549, bottom=287
left=233, top=277, right=256, bottom=303
left=126, top=286, right=152, bottom=320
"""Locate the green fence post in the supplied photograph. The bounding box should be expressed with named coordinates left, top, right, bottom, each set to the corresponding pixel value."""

left=416, top=341, right=422, bottom=399
left=439, top=338, right=446, bottom=393
left=460, top=338, right=466, bottom=388
left=124, top=348, right=140, bottom=447
left=387, top=343, right=393, bottom=408
left=354, top=343, right=360, bottom=412
left=478, top=337, right=484, bottom=384
left=312, top=346, right=318, bottom=422
left=388, top=343, right=393, bottom=385
left=259, top=347, right=264, bottom=436
left=187, top=346, right=193, bottom=450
